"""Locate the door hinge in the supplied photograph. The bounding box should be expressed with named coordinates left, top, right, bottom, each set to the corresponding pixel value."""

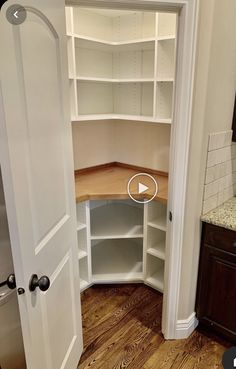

left=169, top=211, right=173, bottom=222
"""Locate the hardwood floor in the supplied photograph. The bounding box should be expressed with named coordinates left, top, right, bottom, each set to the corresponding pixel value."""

left=78, top=284, right=228, bottom=369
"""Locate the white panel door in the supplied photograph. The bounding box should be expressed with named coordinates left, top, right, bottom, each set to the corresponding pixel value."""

left=0, top=1, right=83, bottom=368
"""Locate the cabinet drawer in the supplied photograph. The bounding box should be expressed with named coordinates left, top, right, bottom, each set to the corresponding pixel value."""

left=202, top=223, right=236, bottom=254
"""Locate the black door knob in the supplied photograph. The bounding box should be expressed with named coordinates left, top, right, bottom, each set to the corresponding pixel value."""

left=0, top=274, right=16, bottom=290
left=29, top=274, right=50, bottom=292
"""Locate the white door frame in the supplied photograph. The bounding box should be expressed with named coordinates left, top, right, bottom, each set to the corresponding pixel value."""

left=66, top=0, right=199, bottom=339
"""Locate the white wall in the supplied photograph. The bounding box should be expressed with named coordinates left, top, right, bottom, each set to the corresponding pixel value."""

left=178, top=0, right=236, bottom=320
left=72, top=120, right=171, bottom=172
left=114, top=121, right=170, bottom=172
left=72, top=120, right=116, bottom=169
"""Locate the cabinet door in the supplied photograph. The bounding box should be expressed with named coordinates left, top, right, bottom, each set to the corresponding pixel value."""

left=196, top=244, right=236, bottom=342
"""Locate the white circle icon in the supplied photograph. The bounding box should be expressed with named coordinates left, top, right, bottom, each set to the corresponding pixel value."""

left=127, top=173, right=158, bottom=204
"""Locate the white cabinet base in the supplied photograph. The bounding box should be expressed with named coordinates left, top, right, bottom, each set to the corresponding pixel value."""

left=76, top=200, right=167, bottom=295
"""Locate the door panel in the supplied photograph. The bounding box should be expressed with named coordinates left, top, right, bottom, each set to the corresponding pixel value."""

left=0, top=1, right=83, bottom=368
left=19, top=11, right=67, bottom=244
left=43, top=251, right=77, bottom=369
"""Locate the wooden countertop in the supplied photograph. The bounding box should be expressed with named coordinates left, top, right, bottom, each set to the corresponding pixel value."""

left=75, top=163, right=168, bottom=204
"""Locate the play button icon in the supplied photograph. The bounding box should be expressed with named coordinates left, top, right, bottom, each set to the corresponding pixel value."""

left=138, top=183, right=149, bottom=194
left=127, top=173, right=158, bottom=204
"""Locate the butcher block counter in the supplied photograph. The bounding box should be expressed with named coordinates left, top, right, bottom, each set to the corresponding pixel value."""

left=74, top=163, right=168, bottom=204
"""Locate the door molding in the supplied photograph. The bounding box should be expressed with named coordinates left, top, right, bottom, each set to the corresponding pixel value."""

left=67, top=0, right=199, bottom=339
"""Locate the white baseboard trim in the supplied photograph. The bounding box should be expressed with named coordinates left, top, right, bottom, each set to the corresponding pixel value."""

left=175, top=312, right=198, bottom=339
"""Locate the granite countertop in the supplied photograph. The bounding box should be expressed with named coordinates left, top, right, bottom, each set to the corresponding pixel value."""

left=201, top=197, right=236, bottom=231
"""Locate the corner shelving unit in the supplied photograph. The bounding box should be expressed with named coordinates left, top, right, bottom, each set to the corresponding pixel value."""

left=76, top=201, right=92, bottom=291
left=68, top=5, right=174, bottom=295
left=75, top=199, right=167, bottom=293
left=144, top=202, right=167, bottom=292
left=90, top=200, right=144, bottom=283
left=65, top=7, right=177, bottom=124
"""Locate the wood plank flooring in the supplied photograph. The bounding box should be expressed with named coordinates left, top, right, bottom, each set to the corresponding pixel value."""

left=78, top=284, right=229, bottom=369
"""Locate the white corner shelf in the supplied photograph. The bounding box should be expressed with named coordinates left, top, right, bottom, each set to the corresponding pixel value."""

left=145, top=254, right=165, bottom=292
left=147, top=242, right=165, bottom=260
left=77, top=222, right=86, bottom=231
left=147, top=202, right=167, bottom=232
left=148, top=218, right=167, bottom=232
left=80, top=279, right=89, bottom=292
left=72, top=114, right=171, bottom=124
left=74, top=198, right=169, bottom=294
left=90, top=202, right=143, bottom=239
left=76, top=77, right=154, bottom=83
left=157, top=35, right=176, bottom=41
left=146, top=269, right=164, bottom=292
left=78, top=249, right=87, bottom=260
left=146, top=226, right=166, bottom=260
left=74, top=34, right=156, bottom=50
left=66, top=7, right=177, bottom=124
left=156, top=78, right=174, bottom=83
left=79, top=256, right=90, bottom=291
left=92, top=272, right=143, bottom=283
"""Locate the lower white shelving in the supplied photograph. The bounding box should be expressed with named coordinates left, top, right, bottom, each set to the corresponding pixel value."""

left=76, top=199, right=167, bottom=294
left=79, top=257, right=90, bottom=291
left=76, top=201, right=92, bottom=291
left=146, top=226, right=166, bottom=260
left=92, top=239, right=143, bottom=282
left=145, top=252, right=165, bottom=292
left=90, top=201, right=143, bottom=239
left=80, top=278, right=89, bottom=291
left=78, top=249, right=87, bottom=260
left=144, top=202, right=167, bottom=292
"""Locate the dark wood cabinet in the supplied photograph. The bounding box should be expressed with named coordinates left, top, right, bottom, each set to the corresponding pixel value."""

left=196, top=223, right=236, bottom=343
left=232, top=93, right=236, bottom=142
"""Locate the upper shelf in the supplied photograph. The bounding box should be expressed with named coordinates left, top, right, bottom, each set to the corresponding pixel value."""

left=66, top=7, right=177, bottom=124
left=69, top=34, right=176, bottom=51
left=73, top=35, right=156, bottom=51
left=76, top=77, right=155, bottom=83
left=71, top=114, right=172, bottom=124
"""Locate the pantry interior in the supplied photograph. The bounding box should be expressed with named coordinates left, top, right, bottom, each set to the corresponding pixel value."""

left=65, top=5, right=178, bottom=309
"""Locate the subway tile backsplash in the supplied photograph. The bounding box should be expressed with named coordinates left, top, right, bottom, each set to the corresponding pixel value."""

left=202, top=131, right=236, bottom=215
